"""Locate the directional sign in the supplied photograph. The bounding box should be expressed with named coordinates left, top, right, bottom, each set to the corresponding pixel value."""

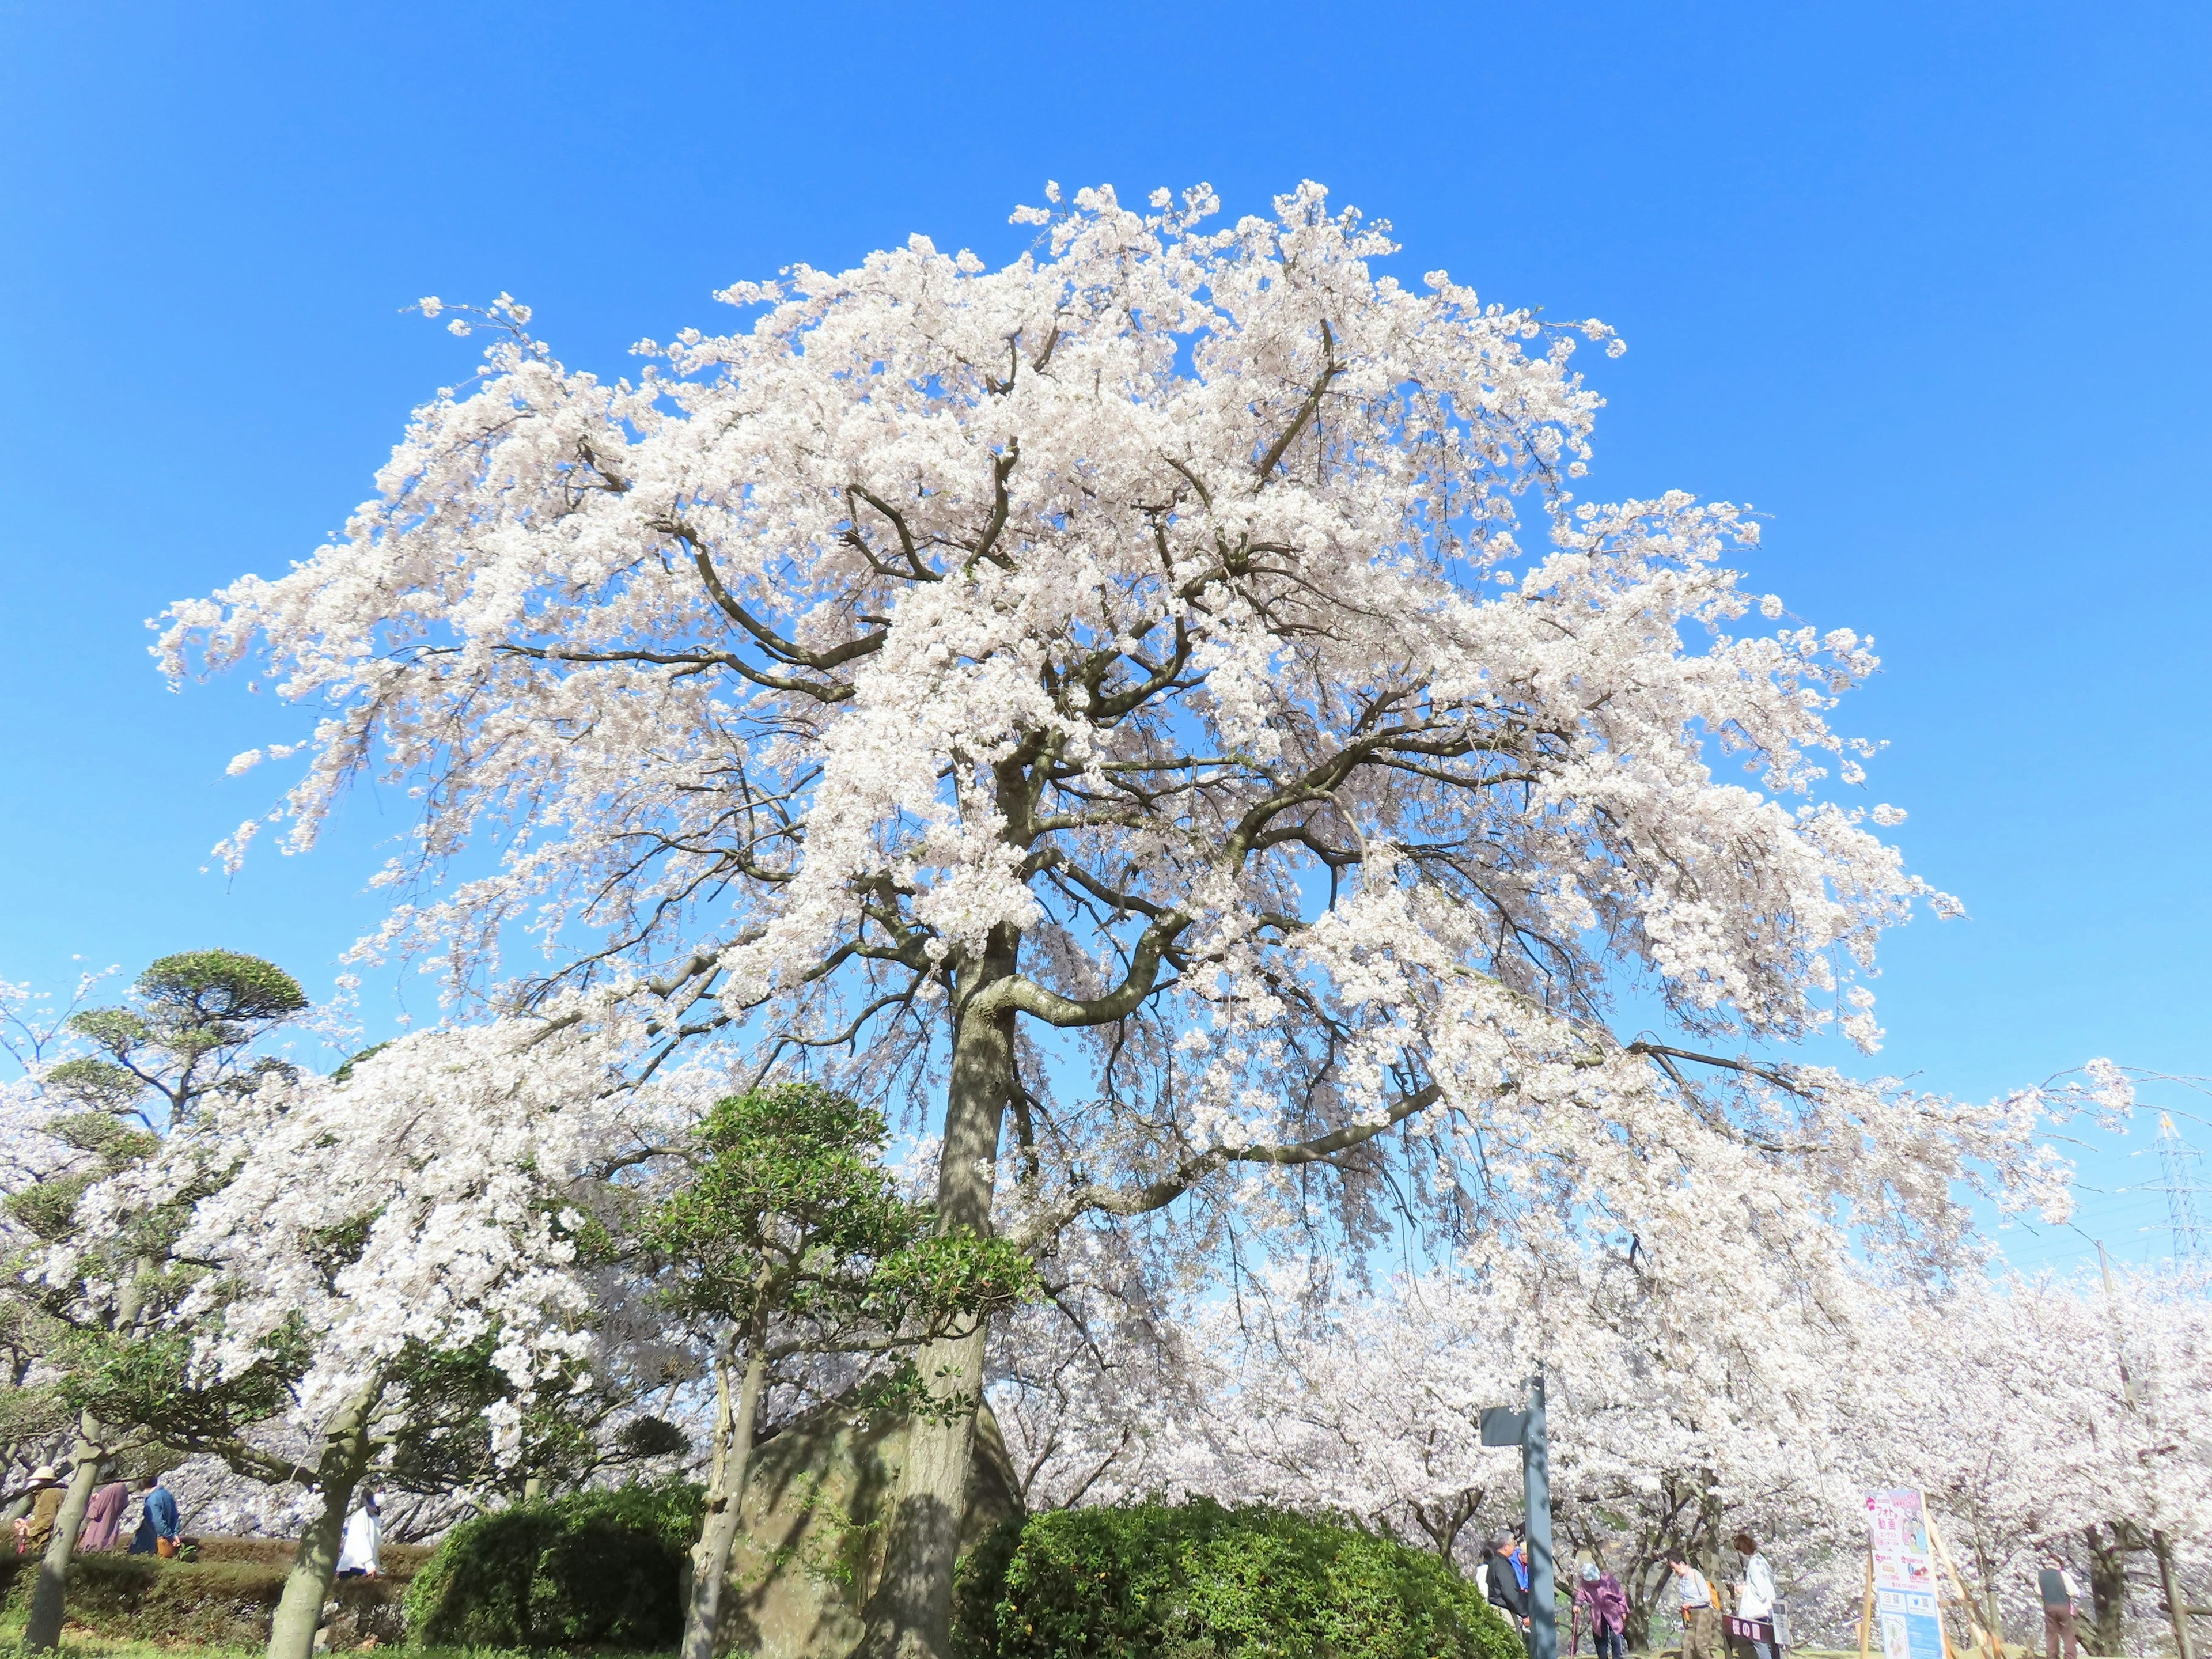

left=1480, top=1407, right=1529, bottom=1446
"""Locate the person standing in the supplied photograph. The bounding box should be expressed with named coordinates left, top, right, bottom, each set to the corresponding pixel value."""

left=135, top=1475, right=180, bottom=1559
left=1487, top=1535, right=1533, bottom=1632
left=335, top=1490, right=382, bottom=1578
left=13, top=1467, right=58, bottom=1554
left=1576, top=1560, right=1630, bottom=1659
left=1672, top=1556, right=1720, bottom=1659
left=78, top=1472, right=130, bottom=1552
left=1733, top=1533, right=1779, bottom=1659
left=2038, top=1555, right=2082, bottom=1659
left=22, top=1469, right=64, bottom=1555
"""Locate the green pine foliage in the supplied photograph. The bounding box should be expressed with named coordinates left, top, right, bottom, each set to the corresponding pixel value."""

left=953, top=1499, right=1525, bottom=1659
left=639, top=1082, right=1038, bottom=1351
left=402, top=1482, right=704, bottom=1650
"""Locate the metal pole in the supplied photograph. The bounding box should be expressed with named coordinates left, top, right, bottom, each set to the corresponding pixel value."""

left=1528, top=1367, right=1556, bottom=1659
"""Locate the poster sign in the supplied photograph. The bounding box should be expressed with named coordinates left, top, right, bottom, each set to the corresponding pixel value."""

left=1866, top=1490, right=1945, bottom=1659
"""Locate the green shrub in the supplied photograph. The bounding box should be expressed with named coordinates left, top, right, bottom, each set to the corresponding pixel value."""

left=0, top=1551, right=404, bottom=1649
left=403, top=1480, right=703, bottom=1650
left=954, top=1498, right=1525, bottom=1659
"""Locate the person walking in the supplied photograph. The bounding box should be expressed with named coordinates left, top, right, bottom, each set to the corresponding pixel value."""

left=2037, top=1555, right=2082, bottom=1659
left=134, top=1474, right=180, bottom=1559
left=1732, top=1533, right=1779, bottom=1659
left=78, top=1471, right=130, bottom=1552
left=1672, top=1556, right=1720, bottom=1659
left=1577, top=1560, right=1630, bottom=1659
left=1486, top=1535, right=1533, bottom=1633
left=335, top=1490, right=382, bottom=1578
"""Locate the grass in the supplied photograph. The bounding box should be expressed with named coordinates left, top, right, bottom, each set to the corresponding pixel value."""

left=0, top=1618, right=675, bottom=1659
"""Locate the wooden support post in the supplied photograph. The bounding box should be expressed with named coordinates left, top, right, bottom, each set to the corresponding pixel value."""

left=1861, top=1552, right=1877, bottom=1659
left=1926, top=1516, right=1999, bottom=1659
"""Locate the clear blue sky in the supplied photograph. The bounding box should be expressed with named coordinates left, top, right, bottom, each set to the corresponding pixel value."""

left=3, top=0, right=2206, bottom=1268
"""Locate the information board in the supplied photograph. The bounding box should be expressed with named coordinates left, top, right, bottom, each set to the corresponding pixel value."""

left=1866, top=1489, right=1945, bottom=1659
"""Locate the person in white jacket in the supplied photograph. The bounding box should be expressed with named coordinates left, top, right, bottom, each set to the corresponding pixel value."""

left=334, top=1490, right=382, bottom=1579
left=1733, top=1532, right=1779, bottom=1659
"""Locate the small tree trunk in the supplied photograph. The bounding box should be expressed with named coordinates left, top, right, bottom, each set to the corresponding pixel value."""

left=2082, top=1525, right=2127, bottom=1656
left=1968, top=1528, right=2002, bottom=1649
left=265, top=1377, right=381, bottom=1659
left=2152, top=1529, right=2195, bottom=1659
left=22, top=1416, right=104, bottom=1653
left=863, top=945, right=1015, bottom=1659
left=679, top=1347, right=768, bottom=1659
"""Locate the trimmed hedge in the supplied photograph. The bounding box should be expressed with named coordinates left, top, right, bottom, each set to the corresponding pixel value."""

left=403, top=1481, right=703, bottom=1650
left=0, top=1548, right=408, bottom=1648
left=953, top=1499, right=1526, bottom=1659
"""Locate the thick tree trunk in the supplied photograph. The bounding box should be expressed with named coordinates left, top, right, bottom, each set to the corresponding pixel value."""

left=680, top=1347, right=768, bottom=1659
left=863, top=940, right=1016, bottom=1659
left=264, top=1378, right=381, bottom=1659
left=22, top=1416, right=104, bottom=1653
left=2082, top=1525, right=2126, bottom=1656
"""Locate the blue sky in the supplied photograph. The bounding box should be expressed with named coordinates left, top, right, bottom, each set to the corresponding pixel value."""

left=3, top=0, right=2206, bottom=1270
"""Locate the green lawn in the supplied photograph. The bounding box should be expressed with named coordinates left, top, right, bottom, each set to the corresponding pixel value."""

left=0, top=1620, right=673, bottom=1659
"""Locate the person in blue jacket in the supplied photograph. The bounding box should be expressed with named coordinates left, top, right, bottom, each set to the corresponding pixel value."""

left=130, top=1475, right=181, bottom=1558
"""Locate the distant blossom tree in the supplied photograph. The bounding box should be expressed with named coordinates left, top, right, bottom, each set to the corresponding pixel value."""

left=60, top=1013, right=650, bottom=1659
left=5, top=950, right=310, bottom=1653
left=162, top=179, right=2115, bottom=1658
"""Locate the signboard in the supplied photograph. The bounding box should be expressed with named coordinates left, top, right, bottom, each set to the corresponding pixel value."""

left=1866, top=1489, right=1945, bottom=1659
left=1480, top=1407, right=1528, bottom=1447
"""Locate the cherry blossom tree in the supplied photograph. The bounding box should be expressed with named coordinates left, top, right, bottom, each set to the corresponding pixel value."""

left=1846, top=1266, right=2212, bottom=1656
left=162, top=179, right=2106, bottom=1658
left=4, top=952, right=312, bottom=1653
left=58, top=1012, right=654, bottom=1659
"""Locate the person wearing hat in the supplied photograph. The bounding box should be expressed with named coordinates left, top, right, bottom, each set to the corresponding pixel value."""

left=1576, top=1559, right=1630, bottom=1659
left=21, top=1468, right=65, bottom=1555
left=13, top=1467, right=59, bottom=1554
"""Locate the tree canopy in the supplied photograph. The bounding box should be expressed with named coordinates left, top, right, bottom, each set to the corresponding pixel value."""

left=154, top=179, right=2123, bottom=1658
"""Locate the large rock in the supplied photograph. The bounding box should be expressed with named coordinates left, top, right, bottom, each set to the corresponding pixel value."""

left=716, top=1403, right=1022, bottom=1659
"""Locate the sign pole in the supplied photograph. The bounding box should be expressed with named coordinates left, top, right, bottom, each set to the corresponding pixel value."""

left=1858, top=1552, right=1875, bottom=1659
left=1527, top=1367, right=1555, bottom=1659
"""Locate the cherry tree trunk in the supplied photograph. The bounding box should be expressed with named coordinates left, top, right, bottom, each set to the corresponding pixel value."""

left=21, top=1416, right=104, bottom=1653
left=680, top=1348, right=768, bottom=1659
left=863, top=952, right=1015, bottom=1659
left=2082, top=1525, right=2127, bottom=1655
left=265, top=1379, right=381, bottom=1659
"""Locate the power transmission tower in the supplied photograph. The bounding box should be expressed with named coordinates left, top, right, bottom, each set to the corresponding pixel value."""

left=2154, top=1113, right=2208, bottom=1263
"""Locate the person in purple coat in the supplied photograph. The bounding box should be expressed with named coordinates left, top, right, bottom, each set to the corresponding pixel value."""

left=1576, top=1560, right=1630, bottom=1659
left=78, top=1472, right=130, bottom=1551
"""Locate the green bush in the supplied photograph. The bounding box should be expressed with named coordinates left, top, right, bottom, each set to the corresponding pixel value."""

left=403, top=1480, right=703, bottom=1650
left=954, top=1498, right=1526, bottom=1659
